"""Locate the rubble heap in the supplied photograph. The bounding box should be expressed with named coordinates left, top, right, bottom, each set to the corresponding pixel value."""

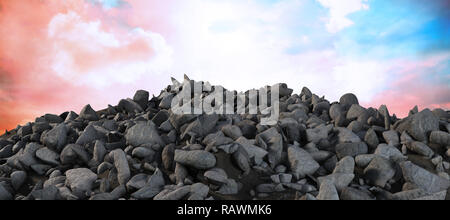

left=0, top=75, right=449, bottom=200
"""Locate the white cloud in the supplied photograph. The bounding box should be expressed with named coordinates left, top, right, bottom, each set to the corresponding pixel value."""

left=47, top=11, right=173, bottom=87
left=317, top=0, right=369, bottom=33
left=166, top=0, right=388, bottom=104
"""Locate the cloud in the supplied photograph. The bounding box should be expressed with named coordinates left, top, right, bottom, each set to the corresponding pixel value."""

left=48, top=11, right=173, bottom=87
left=364, top=53, right=450, bottom=117
left=317, top=0, right=369, bottom=33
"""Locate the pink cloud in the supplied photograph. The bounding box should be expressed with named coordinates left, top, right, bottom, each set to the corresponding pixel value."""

left=0, top=0, right=174, bottom=131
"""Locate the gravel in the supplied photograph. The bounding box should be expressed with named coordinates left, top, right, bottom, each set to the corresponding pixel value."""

left=0, top=75, right=448, bottom=200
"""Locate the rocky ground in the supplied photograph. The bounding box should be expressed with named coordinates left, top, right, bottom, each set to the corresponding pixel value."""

left=0, top=75, right=449, bottom=200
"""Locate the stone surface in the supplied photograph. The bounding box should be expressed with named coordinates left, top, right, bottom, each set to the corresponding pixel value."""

left=174, top=150, right=216, bottom=170
left=400, top=161, right=450, bottom=193
left=288, top=145, right=320, bottom=179
left=65, top=168, right=97, bottom=199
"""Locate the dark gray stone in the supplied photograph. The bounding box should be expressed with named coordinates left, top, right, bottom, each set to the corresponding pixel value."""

left=132, top=169, right=165, bottom=200
left=340, top=187, right=374, bottom=200
left=111, top=149, right=130, bottom=185
left=11, top=171, right=27, bottom=191
left=288, top=145, right=320, bottom=179
left=335, top=142, right=368, bottom=159
left=125, top=121, right=164, bottom=147
left=400, top=161, right=450, bottom=193
left=133, top=90, right=149, bottom=110
left=65, top=168, right=97, bottom=199
left=174, top=150, right=216, bottom=170
left=79, top=104, right=99, bottom=121
left=118, top=98, right=143, bottom=114
left=364, top=156, right=396, bottom=187
left=36, top=147, right=60, bottom=166
left=42, top=124, right=67, bottom=152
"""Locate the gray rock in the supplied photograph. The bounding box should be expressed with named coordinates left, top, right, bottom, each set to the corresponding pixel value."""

left=32, top=122, right=52, bottom=134
left=18, top=143, right=41, bottom=169
left=36, top=147, right=60, bottom=166
left=317, top=180, right=339, bottom=200
left=333, top=156, right=355, bottom=174
left=364, top=128, right=379, bottom=149
left=162, top=144, right=175, bottom=171
left=65, top=168, right=97, bottom=199
left=132, top=147, right=155, bottom=159
left=132, top=169, right=165, bottom=199
left=232, top=146, right=251, bottom=174
left=75, top=125, right=106, bottom=146
left=126, top=174, right=149, bottom=191
left=125, top=121, right=164, bottom=147
left=44, top=176, right=66, bottom=188
left=58, top=186, right=78, bottom=200
left=0, top=144, right=13, bottom=159
left=155, top=185, right=191, bottom=200
left=60, top=144, right=89, bottom=165
left=335, top=127, right=361, bottom=143
left=335, top=142, right=368, bottom=159
left=0, top=184, right=13, bottom=200
left=204, top=168, right=228, bottom=185
left=90, top=193, right=114, bottom=200
left=374, top=144, right=407, bottom=162
left=279, top=174, right=293, bottom=183
left=395, top=109, right=439, bottom=142
left=413, top=190, right=447, bottom=200
left=182, top=114, right=219, bottom=138
left=42, top=124, right=67, bottom=152
left=221, top=125, right=243, bottom=140
left=235, top=137, right=268, bottom=165
left=118, top=98, right=143, bottom=113
left=406, top=141, right=434, bottom=158
left=18, top=123, right=33, bottom=137
left=189, top=183, right=210, bottom=200
left=400, top=161, right=450, bottom=193
left=306, top=124, right=333, bottom=144
left=133, top=90, right=149, bottom=110
left=317, top=173, right=355, bottom=191
left=11, top=171, right=27, bottom=191
left=429, top=131, right=450, bottom=146
left=346, top=104, right=366, bottom=120
left=108, top=185, right=126, bottom=200
left=364, top=156, right=396, bottom=187
left=340, top=93, right=359, bottom=107
left=31, top=164, right=52, bottom=175
left=79, top=104, right=99, bottom=121
left=391, top=189, right=428, bottom=200
left=355, top=154, right=376, bottom=168
left=383, top=130, right=400, bottom=147
left=379, top=105, right=391, bottom=130
left=288, top=145, right=320, bottom=179
left=218, top=179, right=239, bottom=195
left=174, top=150, right=216, bottom=170
left=31, top=185, right=59, bottom=200
left=174, top=163, right=188, bottom=184
left=340, top=187, right=374, bottom=200
left=111, top=149, right=130, bottom=185
left=92, top=140, right=106, bottom=165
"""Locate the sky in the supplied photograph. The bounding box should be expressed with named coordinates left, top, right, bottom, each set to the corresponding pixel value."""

left=0, top=0, right=449, bottom=132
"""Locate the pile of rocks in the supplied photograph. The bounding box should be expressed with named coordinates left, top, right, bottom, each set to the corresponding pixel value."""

left=0, top=75, right=449, bottom=200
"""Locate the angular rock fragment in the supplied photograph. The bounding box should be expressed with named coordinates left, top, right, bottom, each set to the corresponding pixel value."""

left=364, top=156, right=396, bottom=187
left=79, top=104, right=99, bottom=121
left=400, top=161, right=450, bottom=193
left=65, top=168, right=97, bottom=199
left=288, top=145, right=320, bottom=179
left=335, top=142, right=368, bottom=159
left=174, top=150, right=216, bottom=170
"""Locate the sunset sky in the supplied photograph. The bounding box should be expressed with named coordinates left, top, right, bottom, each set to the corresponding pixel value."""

left=0, top=0, right=449, bottom=132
